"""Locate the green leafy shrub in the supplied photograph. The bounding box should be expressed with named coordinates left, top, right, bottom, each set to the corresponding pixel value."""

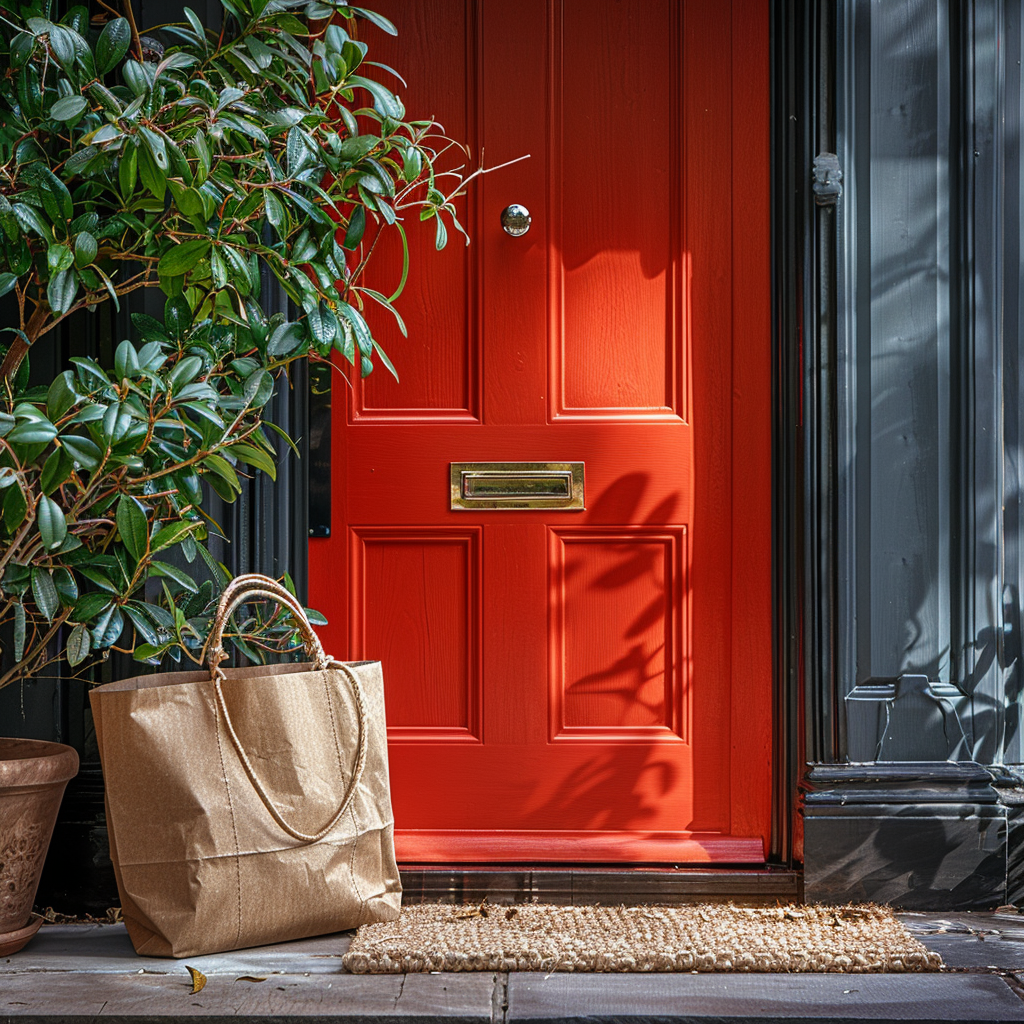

left=0, top=0, right=472, bottom=689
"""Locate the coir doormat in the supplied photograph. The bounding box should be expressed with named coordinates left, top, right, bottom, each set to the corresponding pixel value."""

left=342, top=903, right=943, bottom=974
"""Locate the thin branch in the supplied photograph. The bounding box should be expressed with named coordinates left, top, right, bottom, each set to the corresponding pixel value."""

left=120, top=0, right=144, bottom=62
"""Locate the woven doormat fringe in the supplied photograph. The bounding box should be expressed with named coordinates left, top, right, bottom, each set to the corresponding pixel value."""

left=342, top=902, right=943, bottom=974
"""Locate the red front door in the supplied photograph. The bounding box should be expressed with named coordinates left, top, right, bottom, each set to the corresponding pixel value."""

left=309, top=0, right=772, bottom=863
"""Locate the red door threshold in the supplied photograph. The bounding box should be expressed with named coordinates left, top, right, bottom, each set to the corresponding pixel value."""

left=394, top=831, right=765, bottom=865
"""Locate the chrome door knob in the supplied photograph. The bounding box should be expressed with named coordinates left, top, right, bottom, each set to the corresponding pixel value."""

left=500, top=204, right=531, bottom=237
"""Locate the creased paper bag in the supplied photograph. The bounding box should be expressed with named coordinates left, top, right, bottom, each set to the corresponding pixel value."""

left=90, top=575, right=401, bottom=957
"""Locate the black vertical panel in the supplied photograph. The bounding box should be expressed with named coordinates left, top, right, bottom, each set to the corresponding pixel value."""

left=1001, top=1, right=1024, bottom=764
left=772, top=0, right=831, bottom=859
left=307, top=363, right=332, bottom=538
left=961, top=0, right=1005, bottom=763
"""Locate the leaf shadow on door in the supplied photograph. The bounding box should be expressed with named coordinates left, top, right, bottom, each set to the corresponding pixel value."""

left=523, top=472, right=690, bottom=831
left=561, top=473, right=683, bottom=728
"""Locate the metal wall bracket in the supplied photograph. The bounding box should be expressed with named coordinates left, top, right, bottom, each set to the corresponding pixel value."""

left=812, top=153, right=843, bottom=206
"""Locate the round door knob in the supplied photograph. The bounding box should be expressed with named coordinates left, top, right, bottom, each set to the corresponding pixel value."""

left=500, top=204, right=531, bottom=237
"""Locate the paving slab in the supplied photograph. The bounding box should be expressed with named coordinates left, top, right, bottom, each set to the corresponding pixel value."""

left=505, top=973, right=1024, bottom=1023
left=900, top=912, right=1024, bottom=970
left=1, top=924, right=353, bottom=976
left=5, top=918, right=1024, bottom=1023
left=0, top=971, right=497, bottom=1022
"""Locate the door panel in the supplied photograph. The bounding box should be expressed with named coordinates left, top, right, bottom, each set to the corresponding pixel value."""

left=309, top=0, right=772, bottom=863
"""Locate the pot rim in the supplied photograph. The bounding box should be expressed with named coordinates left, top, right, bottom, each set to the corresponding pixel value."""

left=0, top=738, right=80, bottom=787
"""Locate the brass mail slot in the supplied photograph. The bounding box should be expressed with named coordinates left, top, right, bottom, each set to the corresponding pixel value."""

left=450, top=462, right=585, bottom=510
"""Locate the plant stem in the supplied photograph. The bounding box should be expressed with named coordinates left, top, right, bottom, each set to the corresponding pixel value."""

left=120, top=0, right=143, bottom=62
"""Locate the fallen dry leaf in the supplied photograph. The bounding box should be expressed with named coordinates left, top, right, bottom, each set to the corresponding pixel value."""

left=186, top=966, right=207, bottom=994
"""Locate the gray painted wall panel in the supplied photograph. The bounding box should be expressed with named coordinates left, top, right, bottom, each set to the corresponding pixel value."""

left=837, top=0, right=1023, bottom=764
left=861, top=0, right=953, bottom=686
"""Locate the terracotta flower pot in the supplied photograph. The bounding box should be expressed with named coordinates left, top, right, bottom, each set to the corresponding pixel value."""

left=0, top=738, right=79, bottom=955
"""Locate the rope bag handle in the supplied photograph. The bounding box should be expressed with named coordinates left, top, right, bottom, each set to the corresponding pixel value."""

left=205, top=573, right=367, bottom=844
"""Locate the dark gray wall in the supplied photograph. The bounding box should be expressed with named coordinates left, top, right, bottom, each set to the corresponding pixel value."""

left=835, top=0, right=1022, bottom=766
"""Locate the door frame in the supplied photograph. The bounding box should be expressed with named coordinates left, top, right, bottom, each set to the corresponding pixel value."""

left=769, top=0, right=836, bottom=869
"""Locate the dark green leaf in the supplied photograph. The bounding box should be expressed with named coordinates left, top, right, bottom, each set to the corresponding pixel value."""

left=174, top=469, right=203, bottom=507
left=74, top=232, right=98, bottom=269
left=31, top=568, right=59, bottom=620
left=151, top=519, right=199, bottom=553
left=349, top=6, right=398, bottom=34
left=210, top=249, right=228, bottom=289
left=307, top=303, right=337, bottom=345
left=114, top=340, right=140, bottom=380
left=342, top=205, right=366, bottom=250
left=40, top=448, right=73, bottom=494
left=267, top=321, right=306, bottom=358
left=53, top=568, right=78, bottom=606
left=46, top=371, right=78, bottom=421
left=3, top=483, right=27, bottom=531
left=94, top=606, right=125, bottom=648
left=264, top=191, right=286, bottom=234
left=349, top=74, right=404, bottom=119
left=222, top=245, right=255, bottom=294
left=8, top=420, right=58, bottom=445
left=13, top=203, right=53, bottom=242
left=229, top=442, right=277, bottom=478
left=66, top=623, right=91, bottom=666
left=37, top=496, right=67, bottom=551
left=164, top=295, right=193, bottom=338
left=149, top=561, right=198, bottom=592
left=11, top=33, right=35, bottom=70
left=50, top=95, right=88, bottom=122
left=243, top=368, right=274, bottom=409
left=101, top=402, right=130, bottom=443
left=119, top=143, right=138, bottom=197
left=337, top=301, right=374, bottom=357
left=47, top=269, right=79, bottom=316
left=60, top=434, right=102, bottom=470
left=63, top=146, right=101, bottom=176
left=96, top=18, right=131, bottom=75
left=123, top=603, right=160, bottom=646
left=71, top=592, right=113, bottom=622
left=13, top=603, right=25, bottom=661
left=131, top=313, right=172, bottom=342
left=137, top=144, right=166, bottom=201
left=116, top=495, right=149, bottom=562
left=202, top=453, right=241, bottom=493
left=48, top=244, right=74, bottom=274
left=168, top=356, right=203, bottom=390
left=158, top=239, right=211, bottom=277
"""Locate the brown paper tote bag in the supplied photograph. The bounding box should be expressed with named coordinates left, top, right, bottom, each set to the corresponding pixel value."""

left=90, top=574, right=402, bottom=957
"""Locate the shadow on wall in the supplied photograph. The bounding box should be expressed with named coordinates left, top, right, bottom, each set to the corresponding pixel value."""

left=840, top=0, right=1023, bottom=765
left=804, top=802, right=1006, bottom=910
